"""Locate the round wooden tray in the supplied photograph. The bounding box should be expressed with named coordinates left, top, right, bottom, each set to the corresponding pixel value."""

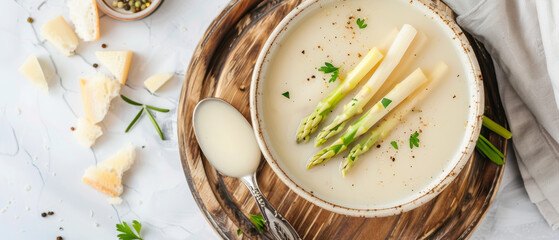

left=177, top=0, right=508, bottom=239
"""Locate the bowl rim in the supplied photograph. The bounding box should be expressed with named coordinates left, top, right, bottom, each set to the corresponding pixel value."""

left=95, top=0, right=162, bottom=21
left=250, top=0, right=484, bottom=218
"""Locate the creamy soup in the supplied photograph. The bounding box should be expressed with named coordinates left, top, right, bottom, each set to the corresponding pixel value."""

left=258, top=0, right=475, bottom=209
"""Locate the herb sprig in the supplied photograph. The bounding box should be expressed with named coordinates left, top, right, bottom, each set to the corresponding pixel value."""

left=318, top=62, right=340, bottom=83
left=356, top=18, right=367, bottom=29
left=249, top=214, right=266, bottom=233
left=116, top=220, right=143, bottom=240
left=121, top=94, right=169, bottom=140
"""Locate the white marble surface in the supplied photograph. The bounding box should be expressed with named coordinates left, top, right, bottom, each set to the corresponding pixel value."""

left=1, top=0, right=558, bottom=239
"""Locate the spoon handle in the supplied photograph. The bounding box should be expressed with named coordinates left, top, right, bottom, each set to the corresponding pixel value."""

left=240, top=173, right=301, bottom=240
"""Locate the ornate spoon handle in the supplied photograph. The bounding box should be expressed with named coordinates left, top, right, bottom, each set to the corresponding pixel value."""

left=240, top=173, right=301, bottom=240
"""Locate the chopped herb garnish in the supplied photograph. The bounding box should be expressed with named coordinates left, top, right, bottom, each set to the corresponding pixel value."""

left=352, top=98, right=358, bottom=101
left=237, top=229, right=242, bottom=236
left=409, top=131, right=420, bottom=149
left=476, top=135, right=504, bottom=165
left=318, top=62, right=340, bottom=83
left=116, top=220, right=143, bottom=240
left=351, top=98, right=358, bottom=106
left=282, top=91, right=290, bottom=99
left=356, top=18, right=367, bottom=29
left=390, top=141, right=398, bottom=150
left=475, top=115, right=510, bottom=165
left=121, top=94, right=170, bottom=140
left=482, top=115, right=512, bottom=139
left=381, top=98, right=392, bottom=108
left=249, top=214, right=266, bottom=233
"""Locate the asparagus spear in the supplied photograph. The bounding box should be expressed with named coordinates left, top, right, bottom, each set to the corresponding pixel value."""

left=295, top=48, right=384, bottom=142
left=315, top=24, right=417, bottom=146
left=307, top=68, right=428, bottom=169
left=341, top=63, right=448, bottom=176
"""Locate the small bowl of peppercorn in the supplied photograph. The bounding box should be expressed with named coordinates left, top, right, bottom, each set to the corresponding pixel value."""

left=96, top=0, right=163, bottom=21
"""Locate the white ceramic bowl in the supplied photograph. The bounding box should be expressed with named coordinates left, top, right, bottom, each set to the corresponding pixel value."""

left=96, top=0, right=163, bottom=21
left=251, top=0, right=484, bottom=217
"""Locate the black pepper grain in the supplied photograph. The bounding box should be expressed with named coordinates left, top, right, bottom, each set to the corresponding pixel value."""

left=57, top=237, right=63, bottom=240
left=27, top=17, right=34, bottom=23
left=101, top=43, right=107, bottom=48
left=376, top=144, right=381, bottom=148
left=48, top=211, right=54, bottom=215
left=41, top=212, right=47, bottom=217
left=93, top=63, right=99, bottom=68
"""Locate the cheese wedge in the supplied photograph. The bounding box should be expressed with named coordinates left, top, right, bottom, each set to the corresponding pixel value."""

left=82, top=144, right=136, bottom=199
left=41, top=16, right=79, bottom=57
left=95, top=51, right=133, bottom=84
left=79, top=73, right=121, bottom=123
left=144, top=73, right=173, bottom=93
left=18, top=54, right=48, bottom=93
left=73, top=117, right=102, bottom=148
left=68, top=0, right=100, bottom=41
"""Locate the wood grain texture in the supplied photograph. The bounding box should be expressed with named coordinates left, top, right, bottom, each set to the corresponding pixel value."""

left=177, top=0, right=508, bottom=239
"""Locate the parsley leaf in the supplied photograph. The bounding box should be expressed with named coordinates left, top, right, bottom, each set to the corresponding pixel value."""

left=318, top=62, right=340, bottom=83
left=116, top=220, right=143, bottom=240
left=282, top=91, right=290, bottom=99
left=409, top=131, right=420, bottom=149
left=356, top=18, right=367, bottom=29
left=249, top=214, right=266, bottom=233
left=390, top=141, right=398, bottom=150
left=381, top=98, right=392, bottom=108
left=237, top=229, right=243, bottom=236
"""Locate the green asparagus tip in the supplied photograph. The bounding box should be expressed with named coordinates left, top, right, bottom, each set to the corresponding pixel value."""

left=314, top=138, right=326, bottom=147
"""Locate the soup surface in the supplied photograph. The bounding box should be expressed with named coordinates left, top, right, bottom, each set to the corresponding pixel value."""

left=259, top=0, right=473, bottom=209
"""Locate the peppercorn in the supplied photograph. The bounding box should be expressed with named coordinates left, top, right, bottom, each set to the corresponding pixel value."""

left=93, top=63, right=98, bottom=68
left=41, top=212, right=47, bottom=217
left=101, top=43, right=107, bottom=48
left=48, top=211, right=54, bottom=215
left=57, top=237, right=63, bottom=240
left=27, top=17, right=34, bottom=23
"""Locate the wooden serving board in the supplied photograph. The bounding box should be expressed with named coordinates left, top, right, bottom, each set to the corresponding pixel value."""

left=177, top=0, right=508, bottom=239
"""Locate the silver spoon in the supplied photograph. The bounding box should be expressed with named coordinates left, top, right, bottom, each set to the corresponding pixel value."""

left=193, top=98, right=300, bottom=240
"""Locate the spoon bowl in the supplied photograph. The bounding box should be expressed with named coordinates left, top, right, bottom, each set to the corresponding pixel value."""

left=192, top=98, right=300, bottom=240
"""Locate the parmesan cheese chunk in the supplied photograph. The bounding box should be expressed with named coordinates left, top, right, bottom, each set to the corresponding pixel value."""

left=96, top=50, right=133, bottom=84
left=68, top=0, right=100, bottom=41
left=18, top=54, right=48, bottom=93
left=82, top=144, right=136, bottom=199
left=144, top=73, right=173, bottom=93
left=41, top=16, right=79, bottom=57
left=73, top=117, right=103, bottom=148
left=79, top=73, right=121, bottom=124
